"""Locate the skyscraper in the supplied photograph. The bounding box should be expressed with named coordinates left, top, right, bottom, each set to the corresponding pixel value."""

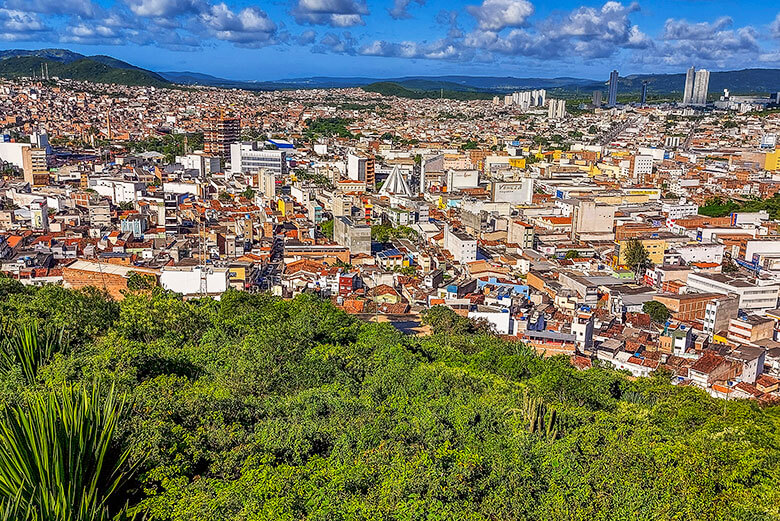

left=607, top=70, right=619, bottom=107
left=683, top=66, right=695, bottom=105
left=640, top=81, right=648, bottom=105
left=548, top=99, right=566, bottom=119
left=592, top=90, right=602, bottom=108
left=692, top=69, right=710, bottom=106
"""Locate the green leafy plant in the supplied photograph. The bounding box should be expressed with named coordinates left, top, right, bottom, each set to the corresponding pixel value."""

left=0, top=383, right=134, bottom=521
left=0, top=325, right=67, bottom=384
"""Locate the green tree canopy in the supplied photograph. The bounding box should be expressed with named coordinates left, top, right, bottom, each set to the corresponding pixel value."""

left=643, top=300, right=671, bottom=323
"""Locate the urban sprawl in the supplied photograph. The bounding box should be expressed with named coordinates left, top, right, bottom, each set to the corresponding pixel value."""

left=4, top=66, right=780, bottom=403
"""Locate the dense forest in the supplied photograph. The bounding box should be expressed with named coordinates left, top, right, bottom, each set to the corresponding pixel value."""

left=0, top=276, right=778, bottom=520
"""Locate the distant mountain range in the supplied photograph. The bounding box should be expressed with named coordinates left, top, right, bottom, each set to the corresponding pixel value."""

left=0, top=48, right=169, bottom=87
left=2, top=48, right=780, bottom=99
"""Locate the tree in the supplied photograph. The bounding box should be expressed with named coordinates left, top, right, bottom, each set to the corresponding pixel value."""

left=624, top=239, right=650, bottom=280
left=421, top=305, right=473, bottom=335
left=241, top=187, right=256, bottom=200
left=218, top=192, right=232, bottom=202
left=643, top=300, right=670, bottom=323
left=320, top=219, right=334, bottom=239
left=565, top=250, right=579, bottom=259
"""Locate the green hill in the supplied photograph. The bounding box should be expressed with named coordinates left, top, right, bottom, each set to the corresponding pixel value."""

left=362, top=81, right=494, bottom=100
left=0, top=277, right=778, bottom=520
left=0, top=56, right=170, bottom=87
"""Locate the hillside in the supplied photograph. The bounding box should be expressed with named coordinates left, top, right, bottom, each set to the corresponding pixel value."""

left=0, top=277, right=778, bottom=519
left=2, top=48, right=780, bottom=96
left=0, top=55, right=170, bottom=87
left=362, top=81, right=495, bottom=100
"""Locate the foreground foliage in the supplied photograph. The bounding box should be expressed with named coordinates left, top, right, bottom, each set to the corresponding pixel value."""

left=0, top=278, right=778, bottom=520
left=0, top=384, right=132, bottom=521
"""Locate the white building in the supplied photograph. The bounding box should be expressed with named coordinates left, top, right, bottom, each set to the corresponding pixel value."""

left=230, top=142, right=286, bottom=175
left=175, top=153, right=220, bottom=176
left=683, top=66, right=695, bottom=105
left=687, top=273, right=780, bottom=312
left=347, top=153, right=367, bottom=181
left=632, top=155, right=654, bottom=181
left=89, top=178, right=146, bottom=204
left=0, top=142, right=30, bottom=168
left=468, top=308, right=514, bottom=335
left=443, top=225, right=477, bottom=263
left=692, top=69, right=710, bottom=106
left=160, top=266, right=229, bottom=297
left=446, top=169, right=479, bottom=192
left=547, top=99, right=566, bottom=119
left=662, top=199, right=699, bottom=220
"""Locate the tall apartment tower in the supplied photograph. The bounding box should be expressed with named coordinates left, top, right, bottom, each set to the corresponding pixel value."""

left=692, top=69, right=710, bottom=106
left=683, top=66, right=696, bottom=105
left=548, top=99, right=566, bottom=119
left=607, top=70, right=619, bottom=107
left=640, top=81, right=648, bottom=105
left=592, top=90, right=603, bottom=108
left=203, top=114, right=240, bottom=157
left=22, top=146, right=48, bottom=186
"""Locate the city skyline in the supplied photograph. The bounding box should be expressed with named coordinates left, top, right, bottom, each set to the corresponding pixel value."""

left=2, top=0, right=780, bottom=80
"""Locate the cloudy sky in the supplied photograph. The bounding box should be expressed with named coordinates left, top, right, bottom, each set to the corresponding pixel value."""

left=2, top=0, right=780, bottom=80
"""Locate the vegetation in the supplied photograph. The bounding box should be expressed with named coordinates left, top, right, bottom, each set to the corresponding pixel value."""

left=643, top=301, right=671, bottom=324
left=699, top=194, right=780, bottom=220
left=294, top=168, right=333, bottom=188
left=0, top=278, right=778, bottom=520
left=0, top=56, right=170, bottom=87
left=319, top=218, right=334, bottom=239
left=128, top=132, right=204, bottom=163
left=0, top=383, right=134, bottom=520
left=698, top=197, right=742, bottom=218
left=624, top=238, right=650, bottom=278
left=371, top=223, right=419, bottom=243
left=303, top=118, right=354, bottom=140
left=362, top=82, right=494, bottom=101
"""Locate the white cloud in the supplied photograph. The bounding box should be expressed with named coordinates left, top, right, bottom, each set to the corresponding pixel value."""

left=292, top=0, right=368, bottom=27
left=200, top=2, right=277, bottom=46
left=388, top=0, right=425, bottom=20
left=651, top=17, right=759, bottom=67
left=0, top=8, right=48, bottom=40
left=125, top=0, right=203, bottom=18
left=466, top=0, right=533, bottom=31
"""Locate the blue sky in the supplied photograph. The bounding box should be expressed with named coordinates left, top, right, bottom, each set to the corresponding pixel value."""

left=2, top=0, right=780, bottom=80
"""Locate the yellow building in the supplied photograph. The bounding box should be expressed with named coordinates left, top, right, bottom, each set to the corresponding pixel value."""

left=613, top=238, right=666, bottom=267
left=765, top=150, right=780, bottom=171
left=508, top=157, right=526, bottom=169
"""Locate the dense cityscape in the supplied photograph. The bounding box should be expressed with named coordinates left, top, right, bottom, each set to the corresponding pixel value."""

left=2, top=54, right=780, bottom=518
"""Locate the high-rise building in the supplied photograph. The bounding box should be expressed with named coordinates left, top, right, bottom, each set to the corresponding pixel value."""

left=683, top=66, right=696, bottom=105
left=203, top=114, right=240, bottom=157
left=640, top=81, right=648, bottom=105
left=345, top=151, right=376, bottom=189
left=608, top=70, right=619, bottom=106
left=22, top=146, right=48, bottom=186
left=592, top=90, right=602, bottom=108
left=692, top=69, right=710, bottom=106
left=547, top=99, right=566, bottom=119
